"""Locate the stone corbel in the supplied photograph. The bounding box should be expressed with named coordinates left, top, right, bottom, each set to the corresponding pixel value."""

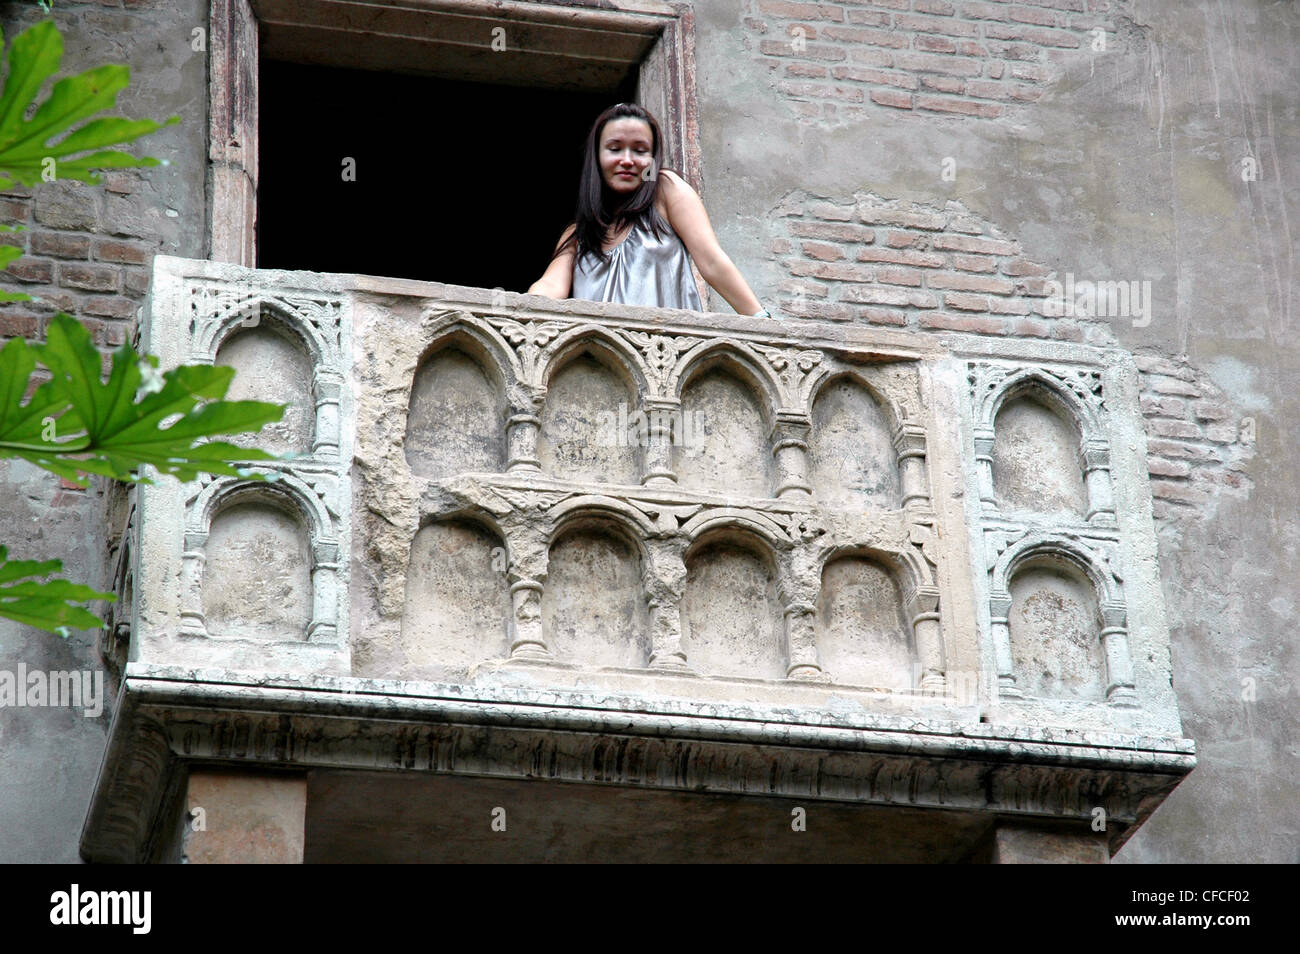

left=505, top=385, right=546, bottom=474
left=892, top=422, right=931, bottom=511
left=770, top=412, right=813, bottom=501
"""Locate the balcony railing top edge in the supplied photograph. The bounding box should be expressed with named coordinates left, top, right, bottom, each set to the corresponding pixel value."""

left=150, top=255, right=1137, bottom=369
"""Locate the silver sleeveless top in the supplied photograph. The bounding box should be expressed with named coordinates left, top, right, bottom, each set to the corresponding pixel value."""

left=571, top=217, right=704, bottom=311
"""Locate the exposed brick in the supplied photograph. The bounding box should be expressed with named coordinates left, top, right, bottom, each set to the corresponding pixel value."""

left=984, top=39, right=1044, bottom=61
left=81, top=295, right=140, bottom=321
left=870, top=89, right=914, bottom=109
left=122, top=267, right=152, bottom=296
left=1010, top=63, right=1049, bottom=82
left=30, top=231, right=91, bottom=259
left=0, top=309, right=40, bottom=339
left=1141, top=395, right=1188, bottom=418
left=802, top=240, right=846, bottom=260
left=780, top=298, right=857, bottom=321
left=1148, top=419, right=1203, bottom=440
left=1001, top=258, right=1051, bottom=277
left=845, top=9, right=894, bottom=26
left=848, top=46, right=896, bottom=67
left=1147, top=457, right=1192, bottom=478
left=25, top=287, right=79, bottom=312
left=1192, top=400, right=1232, bottom=422
left=895, top=13, right=981, bottom=37
left=788, top=260, right=877, bottom=282
left=778, top=80, right=864, bottom=100
left=757, top=1, right=845, bottom=21
left=929, top=271, right=1016, bottom=294
left=987, top=61, right=1005, bottom=79
left=1009, top=5, right=1064, bottom=27
left=770, top=238, right=793, bottom=254
left=919, top=311, right=1007, bottom=334
left=1145, top=373, right=1201, bottom=397
left=1007, top=316, right=1051, bottom=337
left=841, top=285, right=938, bottom=308
left=857, top=306, right=908, bottom=326
left=1134, top=354, right=1195, bottom=379
left=0, top=197, right=30, bottom=221
left=877, top=265, right=925, bottom=286
left=959, top=2, right=1008, bottom=20
left=983, top=22, right=1082, bottom=47
left=945, top=291, right=989, bottom=311
left=953, top=253, right=997, bottom=272
left=33, top=183, right=98, bottom=231
left=916, top=94, right=1004, bottom=117
left=58, top=263, right=119, bottom=293
left=1145, top=439, right=1226, bottom=463
left=886, top=229, right=927, bottom=248
left=764, top=41, right=848, bottom=60
left=1149, top=478, right=1209, bottom=506
left=788, top=63, right=830, bottom=78
left=857, top=0, right=908, bottom=8
left=831, top=65, right=919, bottom=88
left=789, top=222, right=876, bottom=243
left=858, top=246, right=947, bottom=268
left=858, top=206, right=947, bottom=229
left=3, top=257, right=54, bottom=283
left=807, top=201, right=856, bottom=221
left=987, top=297, right=1032, bottom=315
left=1203, top=423, right=1238, bottom=444
left=823, top=25, right=909, bottom=47
left=1049, top=319, right=1084, bottom=341
left=933, top=233, right=1018, bottom=255
left=914, top=0, right=956, bottom=13
left=892, top=52, right=984, bottom=76
left=920, top=74, right=966, bottom=93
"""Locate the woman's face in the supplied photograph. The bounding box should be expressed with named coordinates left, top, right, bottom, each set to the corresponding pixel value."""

left=598, top=117, right=654, bottom=194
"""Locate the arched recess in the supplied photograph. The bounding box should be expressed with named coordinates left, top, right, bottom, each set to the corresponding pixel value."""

left=817, top=551, right=915, bottom=689
left=406, top=331, right=509, bottom=478
left=182, top=474, right=340, bottom=644
left=400, top=516, right=511, bottom=673
left=538, top=334, right=644, bottom=486
left=988, top=534, right=1134, bottom=704
left=992, top=392, right=1088, bottom=517
left=808, top=373, right=901, bottom=509
left=193, top=296, right=345, bottom=459
left=681, top=526, right=784, bottom=680
left=214, top=318, right=315, bottom=456
left=672, top=345, right=779, bottom=498
left=541, top=512, right=649, bottom=669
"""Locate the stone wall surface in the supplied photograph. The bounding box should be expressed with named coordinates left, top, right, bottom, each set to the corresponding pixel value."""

left=0, top=0, right=1296, bottom=862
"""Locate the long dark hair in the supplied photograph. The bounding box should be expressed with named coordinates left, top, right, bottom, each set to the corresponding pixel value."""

left=553, top=103, right=677, bottom=268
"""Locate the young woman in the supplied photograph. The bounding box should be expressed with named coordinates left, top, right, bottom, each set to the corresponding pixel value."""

left=528, top=103, right=771, bottom=318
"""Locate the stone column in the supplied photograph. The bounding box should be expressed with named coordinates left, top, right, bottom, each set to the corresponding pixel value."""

left=505, top=386, right=545, bottom=474
left=308, top=539, right=339, bottom=643
left=1099, top=602, right=1138, bottom=706
left=973, top=427, right=998, bottom=511
left=893, top=422, right=931, bottom=510
left=906, top=585, right=946, bottom=692
left=503, top=523, right=551, bottom=659
left=780, top=547, right=826, bottom=680
left=642, top=398, right=681, bottom=488
left=989, top=592, right=1022, bottom=698
left=182, top=770, right=307, bottom=863
left=179, top=530, right=208, bottom=638
left=771, top=413, right=812, bottom=501
left=312, top=369, right=343, bottom=458
left=1082, top=440, right=1117, bottom=527
left=644, top=538, right=689, bottom=670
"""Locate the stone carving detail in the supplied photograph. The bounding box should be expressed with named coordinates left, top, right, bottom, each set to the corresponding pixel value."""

left=623, top=330, right=703, bottom=392
left=754, top=345, right=825, bottom=406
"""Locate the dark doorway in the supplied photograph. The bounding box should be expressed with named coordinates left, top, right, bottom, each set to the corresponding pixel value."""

left=257, top=60, right=635, bottom=292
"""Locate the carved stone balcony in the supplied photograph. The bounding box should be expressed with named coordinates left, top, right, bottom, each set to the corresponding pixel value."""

left=81, top=256, right=1195, bottom=863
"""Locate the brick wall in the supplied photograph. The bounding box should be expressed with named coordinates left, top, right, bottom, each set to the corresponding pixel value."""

left=770, top=188, right=1257, bottom=520
left=744, top=0, right=1129, bottom=123
left=0, top=173, right=159, bottom=360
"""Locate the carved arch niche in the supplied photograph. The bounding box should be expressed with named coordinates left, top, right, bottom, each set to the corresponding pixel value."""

left=181, top=476, right=340, bottom=644
left=988, top=534, right=1136, bottom=706
left=406, top=325, right=510, bottom=479
left=808, top=374, right=901, bottom=510
left=970, top=364, right=1116, bottom=526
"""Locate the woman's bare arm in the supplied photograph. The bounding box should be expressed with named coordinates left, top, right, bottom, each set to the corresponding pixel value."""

left=658, top=170, right=764, bottom=316
left=527, top=224, right=578, bottom=299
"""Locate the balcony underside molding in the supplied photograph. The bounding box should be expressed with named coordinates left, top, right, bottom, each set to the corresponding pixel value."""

left=80, top=666, right=1195, bottom=863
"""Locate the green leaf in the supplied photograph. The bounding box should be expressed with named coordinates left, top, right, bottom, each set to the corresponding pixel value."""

left=0, top=22, right=179, bottom=188
left=0, top=544, right=114, bottom=635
